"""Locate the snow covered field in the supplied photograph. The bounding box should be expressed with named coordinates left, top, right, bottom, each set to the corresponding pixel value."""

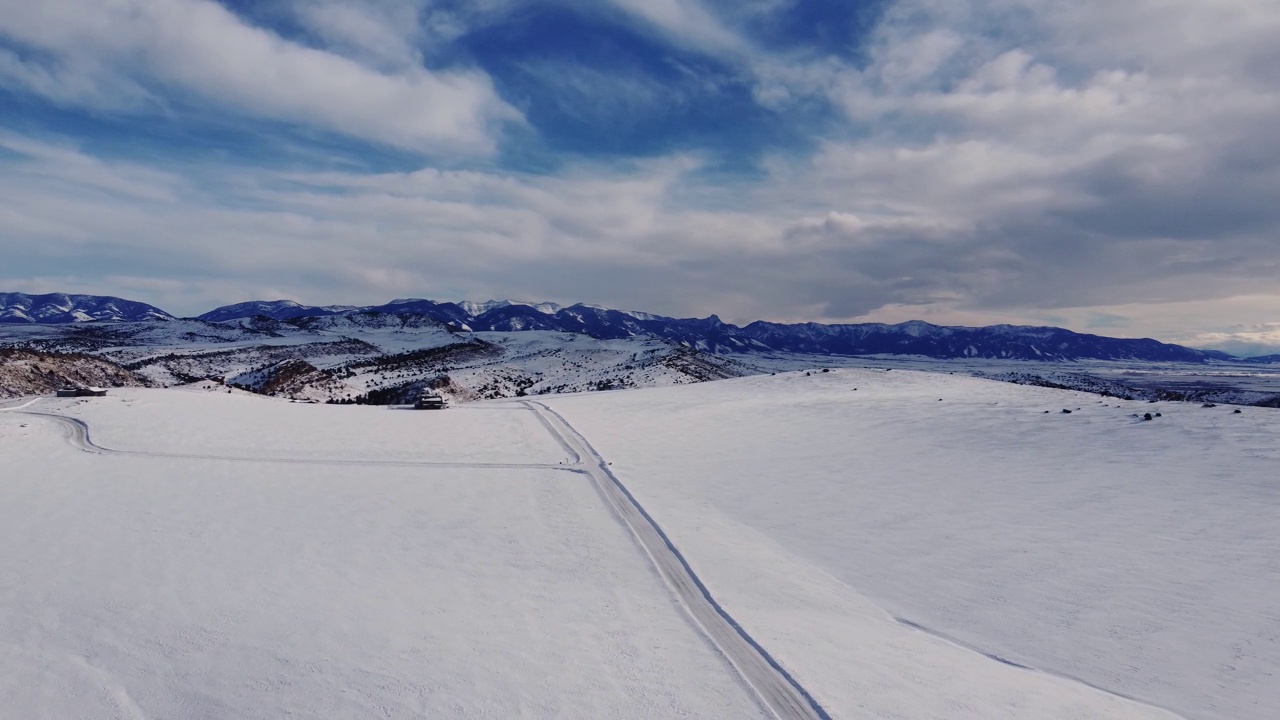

left=546, top=369, right=1280, bottom=720
left=0, top=393, right=766, bottom=719
left=2, top=369, right=1276, bottom=719
left=42, top=387, right=568, bottom=465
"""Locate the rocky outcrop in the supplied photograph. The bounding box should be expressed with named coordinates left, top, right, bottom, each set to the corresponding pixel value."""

left=0, top=348, right=147, bottom=398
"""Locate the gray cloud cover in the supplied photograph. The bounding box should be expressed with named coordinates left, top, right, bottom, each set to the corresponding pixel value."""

left=1, top=0, right=1278, bottom=352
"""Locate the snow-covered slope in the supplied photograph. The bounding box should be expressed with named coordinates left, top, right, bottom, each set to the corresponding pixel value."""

left=0, top=390, right=767, bottom=718
left=5, top=316, right=1280, bottom=407
left=0, top=292, right=174, bottom=323
left=7, top=373, right=1257, bottom=718
left=544, top=369, right=1280, bottom=720
left=0, top=315, right=754, bottom=403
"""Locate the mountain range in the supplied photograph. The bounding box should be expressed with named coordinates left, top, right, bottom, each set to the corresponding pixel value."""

left=0, top=292, right=174, bottom=324
left=0, top=291, right=1264, bottom=363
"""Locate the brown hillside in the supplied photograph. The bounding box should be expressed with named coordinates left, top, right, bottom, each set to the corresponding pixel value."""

left=0, top=348, right=148, bottom=399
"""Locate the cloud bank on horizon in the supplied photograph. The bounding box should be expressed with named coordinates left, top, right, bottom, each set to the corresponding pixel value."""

left=1, top=0, right=1278, bottom=352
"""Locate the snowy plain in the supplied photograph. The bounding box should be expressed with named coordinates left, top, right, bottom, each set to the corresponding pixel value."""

left=2, top=368, right=1276, bottom=719
left=42, top=387, right=569, bottom=465
left=545, top=369, right=1279, bottom=720
left=0, top=393, right=767, bottom=719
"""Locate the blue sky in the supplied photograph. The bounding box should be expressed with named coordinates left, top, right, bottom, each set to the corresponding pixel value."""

left=2, top=0, right=1279, bottom=353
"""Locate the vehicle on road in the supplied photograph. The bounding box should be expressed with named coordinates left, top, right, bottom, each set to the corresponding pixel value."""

left=55, top=387, right=108, bottom=398
left=414, top=391, right=447, bottom=410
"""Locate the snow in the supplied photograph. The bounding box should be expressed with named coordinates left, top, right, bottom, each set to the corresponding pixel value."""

left=407, top=331, right=747, bottom=399
left=457, top=299, right=562, bottom=316
left=0, top=392, right=766, bottom=719
left=544, top=369, right=1280, bottom=720
left=4, top=368, right=1277, bottom=719
left=43, top=388, right=570, bottom=464
left=734, top=352, right=1280, bottom=401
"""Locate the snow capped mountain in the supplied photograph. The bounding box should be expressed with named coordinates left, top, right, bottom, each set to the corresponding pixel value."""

left=360, top=299, right=473, bottom=327
left=0, top=292, right=174, bottom=324
left=4, top=301, right=1276, bottom=407
left=6, top=291, right=1241, bottom=362
left=528, top=301, right=564, bottom=315
left=286, top=311, right=450, bottom=333
left=456, top=300, right=511, bottom=316
left=457, top=299, right=562, bottom=316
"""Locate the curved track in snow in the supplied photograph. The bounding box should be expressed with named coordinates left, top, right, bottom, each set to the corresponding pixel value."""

left=15, top=402, right=578, bottom=472
left=524, top=400, right=830, bottom=720
left=0, top=397, right=41, bottom=412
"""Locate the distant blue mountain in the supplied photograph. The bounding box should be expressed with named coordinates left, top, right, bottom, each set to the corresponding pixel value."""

left=0, top=292, right=173, bottom=324
left=7, top=292, right=1238, bottom=362
left=731, top=320, right=1236, bottom=362
left=362, top=299, right=474, bottom=327
left=196, top=300, right=355, bottom=322
left=195, top=297, right=1234, bottom=363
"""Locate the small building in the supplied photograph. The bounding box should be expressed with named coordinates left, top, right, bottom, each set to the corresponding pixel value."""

left=414, top=391, right=447, bottom=410
left=56, top=387, right=108, bottom=398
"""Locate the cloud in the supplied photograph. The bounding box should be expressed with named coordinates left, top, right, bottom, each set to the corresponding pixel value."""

left=0, top=133, right=775, bottom=316
left=602, top=0, right=749, bottom=57
left=0, top=0, right=519, bottom=154
left=290, top=1, right=426, bottom=70
left=1192, top=324, right=1280, bottom=357
left=735, top=0, right=1280, bottom=317
left=2, top=0, right=1279, bottom=344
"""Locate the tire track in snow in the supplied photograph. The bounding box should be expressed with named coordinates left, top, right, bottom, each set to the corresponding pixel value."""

left=893, top=617, right=1190, bottom=719
left=523, top=400, right=830, bottom=720
left=17, top=405, right=580, bottom=472
left=0, top=397, right=41, bottom=412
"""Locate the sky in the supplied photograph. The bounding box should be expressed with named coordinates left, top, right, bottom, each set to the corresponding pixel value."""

left=1, top=0, right=1279, bottom=354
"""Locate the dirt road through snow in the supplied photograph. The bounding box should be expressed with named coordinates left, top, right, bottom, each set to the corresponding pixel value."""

left=525, top=400, right=830, bottom=720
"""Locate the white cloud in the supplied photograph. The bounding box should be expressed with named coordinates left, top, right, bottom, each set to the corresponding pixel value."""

left=0, top=133, right=184, bottom=203
left=0, top=134, right=782, bottom=316
left=4, top=119, right=1280, bottom=342
left=0, top=0, right=519, bottom=154
left=741, top=0, right=1280, bottom=315
left=291, top=1, right=425, bottom=70
left=602, top=0, right=749, bottom=56
left=1192, top=325, right=1280, bottom=357
left=2, top=0, right=1279, bottom=341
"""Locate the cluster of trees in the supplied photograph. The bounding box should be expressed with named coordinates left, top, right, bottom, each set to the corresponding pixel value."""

left=325, top=374, right=453, bottom=405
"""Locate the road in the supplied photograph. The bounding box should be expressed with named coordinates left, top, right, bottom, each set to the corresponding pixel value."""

left=525, top=400, right=830, bottom=720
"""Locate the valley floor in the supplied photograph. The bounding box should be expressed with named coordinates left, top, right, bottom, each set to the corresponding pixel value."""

left=2, top=370, right=1276, bottom=719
